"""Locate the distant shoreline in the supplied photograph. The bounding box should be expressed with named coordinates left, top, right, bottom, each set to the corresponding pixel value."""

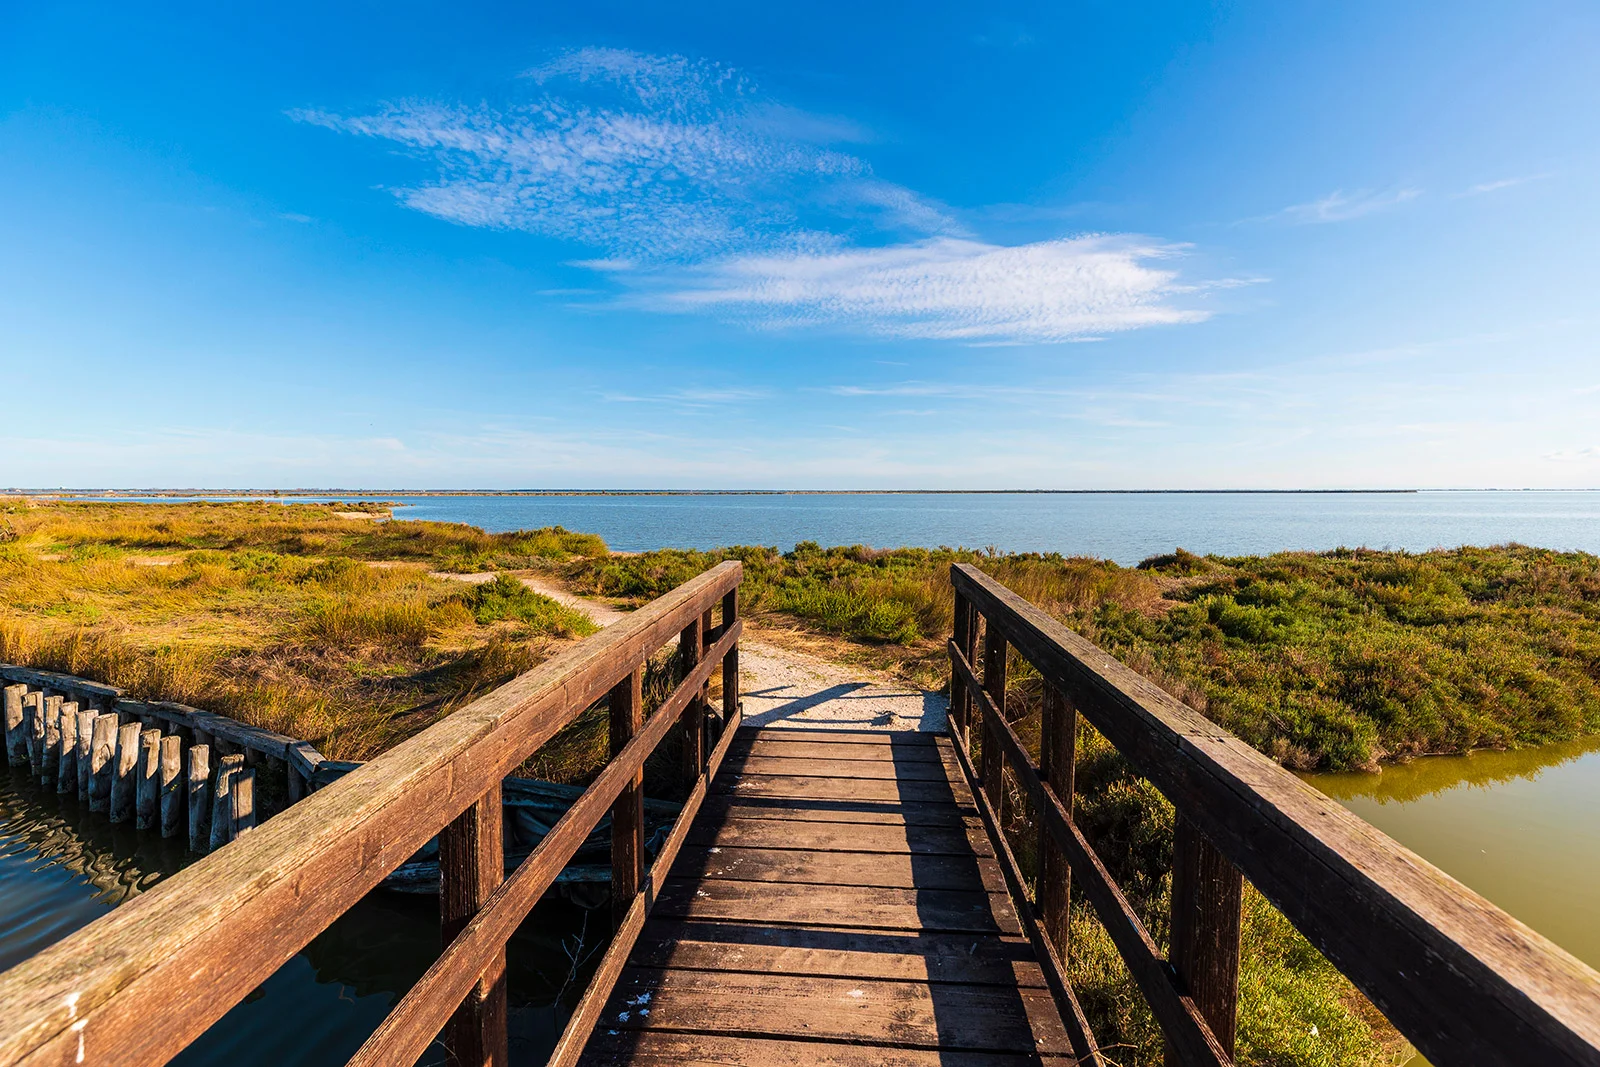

left=11, top=488, right=1595, bottom=499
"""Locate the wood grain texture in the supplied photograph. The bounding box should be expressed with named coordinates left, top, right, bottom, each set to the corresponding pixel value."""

left=0, top=561, right=742, bottom=1067
left=581, top=1029, right=1075, bottom=1066
left=953, top=562, right=1600, bottom=1067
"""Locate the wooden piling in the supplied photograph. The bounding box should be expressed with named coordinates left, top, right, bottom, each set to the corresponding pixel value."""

left=3, top=683, right=26, bottom=766
left=40, top=695, right=63, bottom=787
left=188, top=744, right=211, bottom=852
left=75, top=708, right=96, bottom=801
left=160, top=734, right=184, bottom=839
left=230, top=768, right=257, bottom=838
left=210, top=753, right=244, bottom=851
left=88, top=714, right=118, bottom=813
left=25, top=690, right=43, bottom=775
left=56, top=703, right=79, bottom=795
left=110, top=721, right=141, bottom=823
left=137, top=728, right=162, bottom=831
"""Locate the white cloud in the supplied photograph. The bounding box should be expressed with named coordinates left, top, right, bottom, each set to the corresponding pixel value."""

left=653, top=236, right=1209, bottom=343
left=1460, top=173, right=1552, bottom=197
left=1544, top=446, right=1600, bottom=462
left=1278, top=187, right=1422, bottom=223
left=292, top=47, right=1224, bottom=345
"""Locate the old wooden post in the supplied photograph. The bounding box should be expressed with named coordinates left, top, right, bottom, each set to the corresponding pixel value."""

left=1038, top=681, right=1077, bottom=957
left=679, top=615, right=703, bottom=788
left=188, top=744, right=211, bottom=852
left=88, top=714, right=118, bottom=813
left=110, top=721, right=142, bottom=823
left=25, top=691, right=44, bottom=776
left=210, top=753, right=244, bottom=851
left=440, top=781, right=507, bottom=1067
left=611, top=665, right=645, bottom=928
left=2, top=684, right=26, bottom=766
left=980, top=620, right=1008, bottom=815
left=160, top=734, right=184, bottom=839
left=1168, top=817, right=1245, bottom=1061
left=75, top=708, right=96, bottom=800
left=951, top=592, right=972, bottom=736
left=136, top=728, right=162, bottom=831
left=40, top=695, right=63, bottom=787
left=55, top=703, right=79, bottom=795
left=230, top=767, right=257, bottom=838
left=722, top=587, right=739, bottom=728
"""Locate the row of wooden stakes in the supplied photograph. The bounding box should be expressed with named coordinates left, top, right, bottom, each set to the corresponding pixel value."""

left=2, top=682, right=257, bottom=852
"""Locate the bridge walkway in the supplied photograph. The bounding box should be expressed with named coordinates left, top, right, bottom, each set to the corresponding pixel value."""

left=578, top=724, right=1076, bottom=1066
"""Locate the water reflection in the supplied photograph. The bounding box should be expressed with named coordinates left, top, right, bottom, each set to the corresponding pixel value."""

left=1, top=769, right=607, bottom=1066
left=1304, top=738, right=1600, bottom=970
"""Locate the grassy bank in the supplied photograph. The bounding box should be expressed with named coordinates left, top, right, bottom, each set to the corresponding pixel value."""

left=0, top=500, right=603, bottom=759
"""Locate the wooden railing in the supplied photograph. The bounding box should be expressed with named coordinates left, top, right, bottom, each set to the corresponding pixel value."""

left=947, top=563, right=1600, bottom=1067
left=0, top=559, right=742, bottom=1067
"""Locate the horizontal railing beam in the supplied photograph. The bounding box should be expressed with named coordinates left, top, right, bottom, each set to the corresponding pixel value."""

left=951, top=563, right=1600, bottom=1067
left=0, top=561, right=742, bottom=1067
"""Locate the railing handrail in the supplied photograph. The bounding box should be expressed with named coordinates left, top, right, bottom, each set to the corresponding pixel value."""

left=0, top=560, right=743, bottom=1066
left=949, top=562, right=1600, bottom=1067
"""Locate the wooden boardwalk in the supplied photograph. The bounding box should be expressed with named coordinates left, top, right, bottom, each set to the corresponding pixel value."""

left=579, top=725, right=1076, bottom=1066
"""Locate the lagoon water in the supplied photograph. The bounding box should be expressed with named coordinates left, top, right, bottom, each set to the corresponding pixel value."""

left=384, top=490, right=1600, bottom=563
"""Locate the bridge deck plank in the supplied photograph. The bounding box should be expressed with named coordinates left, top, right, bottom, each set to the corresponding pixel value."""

left=577, top=724, right=1077, bottom=1065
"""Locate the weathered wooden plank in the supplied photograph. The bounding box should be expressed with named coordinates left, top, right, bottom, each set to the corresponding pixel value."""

left=345, top=616, right=744, bottom=1067
left=74, top=708, right=95, bottom=801
left=671, top=845, right=1004, bottom=893
left=1169, top=816, right=1243, bottom=1061
left=595, top=966, right=1073, bottom=1055
left=55, top=704, right=79, bottom=795
left=721, top=753, right=959, bottom=782
left=687, top=816, right=993, bottom=857
left=87, top=713, right=117, bottom=813
left=3, top=683, right=29, bottom=766
left=740, top=727, right=939, bottom=747
left=579, top=1030, right=1075, bottom=1067
left=651, top=878, right=1021, bottom=935
left=714, top=773, right=974, bottom=806
left=727, top=737, right=947, bottom=763
left=698, top=794, right=979, bottom=829
left=953, top=562, right=1600, bottom=1066
left=230, top=767, right=257, bottom=838
left=1039, top=681, right=1076, bottom=960
left=210, top=752, right=244, bottom=851
left=629, top=923, right=1049, bottom=988
left=40, top=694, right=63, bottom=786
left=611, top=666, right=645, bottom=927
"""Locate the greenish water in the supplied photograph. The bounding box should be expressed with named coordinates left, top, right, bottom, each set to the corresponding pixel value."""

left=1305, top=737, right=1600, bottom=972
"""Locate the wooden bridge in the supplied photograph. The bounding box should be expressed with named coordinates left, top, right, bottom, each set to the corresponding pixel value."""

left=3, top=560, right=1600, bottom=1066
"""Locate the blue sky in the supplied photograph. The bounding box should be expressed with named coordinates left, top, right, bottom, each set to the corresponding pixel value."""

left=3, top=1, right=1597, bottom=488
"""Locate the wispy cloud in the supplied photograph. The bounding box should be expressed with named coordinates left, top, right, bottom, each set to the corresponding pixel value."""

left=652, top=236, right=1208, bottom=342
left=1544, top=445, right=1600, bottom=462
left=1459, top=173, right=1552, bottom=197
left=603, top=387, right=769, bottom=406
left=1277, top=187, right=1422, bottom=223
left=292, top=47, right=1224, bottom=344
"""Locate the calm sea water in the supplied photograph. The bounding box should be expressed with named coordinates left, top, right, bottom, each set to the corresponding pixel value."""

left=377, top=491, right=1600, bottom=564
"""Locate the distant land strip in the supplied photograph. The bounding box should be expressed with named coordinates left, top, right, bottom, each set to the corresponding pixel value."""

left=0, top=488, right=1459, bottom=497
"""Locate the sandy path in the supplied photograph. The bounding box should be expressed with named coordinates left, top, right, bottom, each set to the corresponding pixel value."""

left=434, top=571, right=946, bottom=733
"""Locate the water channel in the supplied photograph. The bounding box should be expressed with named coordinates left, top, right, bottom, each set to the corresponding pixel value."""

left=0, top=770, right=604, bottom=1065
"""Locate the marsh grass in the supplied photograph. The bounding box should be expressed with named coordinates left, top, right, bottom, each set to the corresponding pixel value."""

left=0, top=501, right=608, bottom=760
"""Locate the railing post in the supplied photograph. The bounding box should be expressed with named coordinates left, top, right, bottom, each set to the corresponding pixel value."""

left=951, top=592, right=972, bottom=736
left=611, top=665, right=646, bottom=930
left=980, top=620, right=1007, bottom=814
left=1167, top=817, right=1244, bottom=1062
left=721, top=588, right=739, bottom=729
left=680, top=617, right=704, bottom=788
left=1038, top=681, right=1077, bottom=957
left=440, top=781, right=508, bottom=1067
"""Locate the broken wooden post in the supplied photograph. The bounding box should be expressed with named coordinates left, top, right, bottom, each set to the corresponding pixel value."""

left=210, top=753, right=244, bottom=851
left=88, top=714, right=118, bottom=813
left=187, top=744, right=211, bottom=852
left=75, top=708, right=96, bottom=801
left=25, top=690, right=43, bottom=775
left=3, top=684, right=27, bottom=767
left=160, top=734, right=184, bottom=839
left=40, top=695, right=63, bottom=788
left=110, top=721, right=142, bottom=823
left=230, top=768, right=257, bottom=839
left=137, top=728, right=162, bottom=831
left=55, top=703, right=79, bottom=795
